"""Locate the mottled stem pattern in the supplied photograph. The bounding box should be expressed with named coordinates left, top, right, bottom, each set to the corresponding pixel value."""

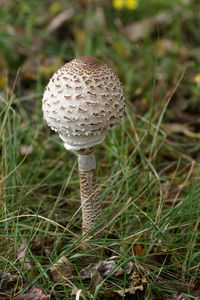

left=77, top=147, right=101, bottom=234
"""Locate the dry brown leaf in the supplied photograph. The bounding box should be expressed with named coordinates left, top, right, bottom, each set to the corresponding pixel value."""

left=163, top=293, right=186, bottom=300
left=122, top=18, right=153, bottom=42
left=113, top=270, right=148, bottom=299
left=50, top=256, right=73, bottom=283
left=45, top=8, right=76, bottom=34
left=130, top=270, right=148, bottom=288
left=88, top=268, right=102, bottom=294
left=96, top=260, right=117, bottom=277
left=79, top=260, right=116, bottom=279
left=113, top=269, right=148, bottom=298
left=20, top=145, right=33, bottom=155
left=0, top=0, right=11, bottom=9
left=132, top=243, right=144, bottom=256
left=16, top=242, right=32, bottom=270
left=79, top=260, right=134, bottom=279
left=30, top=235, right=55, bottom=256
left=13, top=285, right=50, bottom=300
left=122, top=12, right=172, bottom=42
left=0, top=273, right=21, bottom=299
left=0, top=273, right=20, bottom=290
left=120, top=236, right=144, bottom=256
left=192, top=278, right=200, bottom=297
left=116, top=285, right=144, bottom=297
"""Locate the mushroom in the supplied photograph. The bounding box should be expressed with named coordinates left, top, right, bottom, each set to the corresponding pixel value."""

left=42, top=56, right=125, bottom=235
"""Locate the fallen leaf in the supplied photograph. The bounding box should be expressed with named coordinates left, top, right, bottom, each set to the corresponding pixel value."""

left=114, top=270, right=148, bottom=299
left=116, top=285, right=144, bottom=297
left=0, top=273, right=21, bottom=299
left=129, top=270, right=148, bottom=288
left=122, top=18, right=153, bottom=42
left=16, top=242, right=32, bottom=270
left=50, top=256, right=73, bottom=283
left=0, top=0, right=9, bottom=9
left=96, top=260, right=116, bottom=277
left=122, top=12, right=172, bottom=42
left=88, top=268, right=102, bottom=294
left=30, top=235, right=55, bottom=256
left=112, top=261, right=134, bottom=277
left=192, top=278, right=200, bottom=297
left=20, top=145, right=33, bottom=155
left=79, top=260, right=134, bottom=279
left=0, top=273, right=20, bottom=290
left=45, top=8, right=77, bottom=34
left=13, top=285, right=50, bottom=300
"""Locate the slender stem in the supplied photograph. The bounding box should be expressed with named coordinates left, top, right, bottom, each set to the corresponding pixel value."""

left=77, top=147, right=101, bottom=234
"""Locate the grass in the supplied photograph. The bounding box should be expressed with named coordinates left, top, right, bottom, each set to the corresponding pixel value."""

left=0, top=0, right=200, bottom=299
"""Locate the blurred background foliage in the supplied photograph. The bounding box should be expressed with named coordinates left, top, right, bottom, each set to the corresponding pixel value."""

left=1, top=0, right=200, bottom=149
left=0, top=0, right=200, bottom=97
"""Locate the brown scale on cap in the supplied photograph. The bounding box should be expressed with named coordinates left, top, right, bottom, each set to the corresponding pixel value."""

left=77, top=56, right=103, bottom=68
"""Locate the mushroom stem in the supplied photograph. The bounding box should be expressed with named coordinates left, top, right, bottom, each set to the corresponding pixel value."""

left=77, top=147, right=101, bottom=235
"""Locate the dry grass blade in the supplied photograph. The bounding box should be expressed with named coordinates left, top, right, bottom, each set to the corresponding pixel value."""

left=45, top=8, right=77, bottom=34
left=0, top=214, right=78, bottom=237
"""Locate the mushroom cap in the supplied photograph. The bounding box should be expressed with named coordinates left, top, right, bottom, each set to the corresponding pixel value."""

left=42, top=56, right=125, bottom=150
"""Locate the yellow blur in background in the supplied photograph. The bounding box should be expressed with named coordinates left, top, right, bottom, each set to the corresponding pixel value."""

left=112, top=0, right=138, bottom=10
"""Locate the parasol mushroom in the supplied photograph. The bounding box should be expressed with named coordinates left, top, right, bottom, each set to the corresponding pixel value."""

left=42, top=56, right=125, bottom=235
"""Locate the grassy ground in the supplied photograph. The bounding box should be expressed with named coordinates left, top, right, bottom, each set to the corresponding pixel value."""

left=0, top=0, right=200, bottom=299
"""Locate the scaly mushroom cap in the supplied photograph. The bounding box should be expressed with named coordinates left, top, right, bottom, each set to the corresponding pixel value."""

left=42, top=56, right=125, bottom=150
